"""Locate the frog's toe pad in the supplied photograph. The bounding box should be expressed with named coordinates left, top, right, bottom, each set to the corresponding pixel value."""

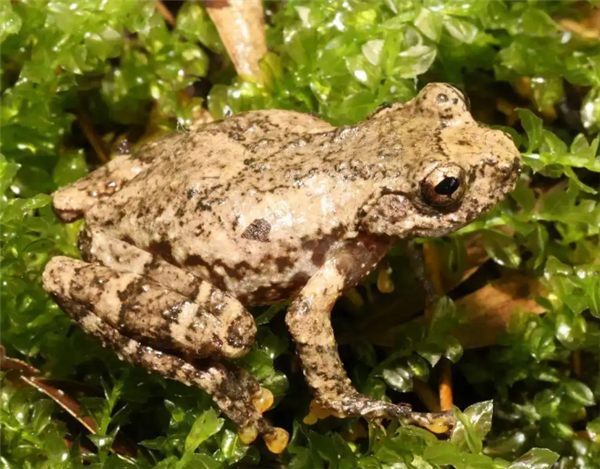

left=264, top=427, right=289, bottom=454
left=303, top=412, right=318, bottom=425
left=238, top=425, right=259, bottom=445
left=252, top=387, right=274, bottom=414
left=303, top=399, right=333, bottom=425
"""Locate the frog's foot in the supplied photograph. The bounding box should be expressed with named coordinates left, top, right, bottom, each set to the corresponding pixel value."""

left=42, top=255, right=289, bottom=453
left=263, top=427, right=290, bottom=454
left=48, top=293, right=289, bottom=452
left=287, top=237, right=455, bottom=436
left=405, top=409, right=456, bottom=434
left=252, top=387, right=274, bottom=414
left=304, top=390, right=455, bottom=434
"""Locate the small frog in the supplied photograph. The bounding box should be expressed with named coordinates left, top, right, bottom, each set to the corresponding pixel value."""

left=43, top=83, right=520, bottom=453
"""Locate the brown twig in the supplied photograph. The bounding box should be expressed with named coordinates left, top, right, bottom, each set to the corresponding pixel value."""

left=406, top=241, right=439, bottom=311
left=63, top=438, right=95, bottom=457
left=155, top=0, right=176, bottom=27
left=20, top=376, right=98, bottom=433
left=439, top=359, right=453, bottom=411
left=422, top=243, right=444, bottom=312
left=413, top=378, right=441, bottom=412
left=20, top=376, right=138, bottom=457
left=420, top=245, right=454, bottom=410
left=2, top=346, right=137, bottom=457
left=77, top=108, right=109, bottom=163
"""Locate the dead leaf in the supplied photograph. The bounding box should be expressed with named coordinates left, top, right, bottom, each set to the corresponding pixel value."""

left=2, top=347, right=137, bottom=457
left=423, top=234, right=490, bottom=295
left=20, top=376, right=98, bottom=433
left=451, top=274, right=546, bottom=349
left=0, top=345, right=40, bottom=375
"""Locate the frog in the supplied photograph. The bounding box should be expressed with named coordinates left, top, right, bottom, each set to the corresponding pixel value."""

left=42, top=83, right=521, bottom=453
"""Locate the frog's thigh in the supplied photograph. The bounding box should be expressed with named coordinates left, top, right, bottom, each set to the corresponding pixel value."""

left=285, top=239, right=455, bottom=432
left=79, top=227, right=200, bottom=298
left=52, top=296, right=273, bottom=441
left=43, top=256, right=255, bottom=359
left=79, top=227, right=257, bottom=344
left=53, top=153, right=150, bottom=222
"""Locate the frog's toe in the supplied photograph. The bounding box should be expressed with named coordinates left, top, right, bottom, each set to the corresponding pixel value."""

left=238, top=424, right=259, bottom=445
left=303, top=398, right=333, bottom=425
left=251, top=387, right=274, bottom=414
left=264, top=427, right=289, bottom=454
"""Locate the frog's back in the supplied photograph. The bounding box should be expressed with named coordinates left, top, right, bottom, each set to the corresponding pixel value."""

left=86, top=110, right=379, bottom=304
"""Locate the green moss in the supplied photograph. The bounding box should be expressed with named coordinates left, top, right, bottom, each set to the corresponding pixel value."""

left=1, top=1, right=599, bottom=468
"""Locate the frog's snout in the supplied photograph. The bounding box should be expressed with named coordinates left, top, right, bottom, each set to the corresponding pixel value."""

left=494, top=153, right=521, bottom=190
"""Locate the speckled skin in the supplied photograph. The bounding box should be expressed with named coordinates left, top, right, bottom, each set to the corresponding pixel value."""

left=43, top=84, right=520, bottom=447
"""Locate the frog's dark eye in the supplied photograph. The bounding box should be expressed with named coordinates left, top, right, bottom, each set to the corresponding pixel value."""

left=420, top=164, right=466, bottom=208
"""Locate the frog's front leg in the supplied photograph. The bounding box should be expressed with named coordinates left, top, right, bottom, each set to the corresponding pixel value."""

left=285, top=235, right=455, bottom=433
left=42, top=256, right=288, bottom=453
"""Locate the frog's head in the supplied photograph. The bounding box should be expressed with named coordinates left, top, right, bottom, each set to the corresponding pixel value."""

left=361, top=83, right=521, bottom=239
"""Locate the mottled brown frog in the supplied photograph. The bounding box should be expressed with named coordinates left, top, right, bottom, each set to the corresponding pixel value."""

left=43, top=83, right=520, bottom=453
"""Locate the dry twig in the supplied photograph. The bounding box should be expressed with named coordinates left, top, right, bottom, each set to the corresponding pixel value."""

left=413, top=378, right=441, bottom=412
left=439, top=359, right=453, bottom=411
left=155, top=0, right=176, bottom=27
left=77, top=107, right=109, bottom=163
left=204, top=0, right=267, bottom=82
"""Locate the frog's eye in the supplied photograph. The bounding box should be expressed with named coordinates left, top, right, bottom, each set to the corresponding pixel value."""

left=420, top=164, right=466, bottom=208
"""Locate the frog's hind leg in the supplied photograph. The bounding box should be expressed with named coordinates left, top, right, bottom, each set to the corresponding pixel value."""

left=78, top=227, right=206, bottom=299
left=77, top=228, right=258, bottom=357
left=52, top=295, right=284, bottom=449
left=285, top=236, right=456, bottom=434
left=43, top=256, right=254, bottom=359
left=43, top=256, right=289, bottom=453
